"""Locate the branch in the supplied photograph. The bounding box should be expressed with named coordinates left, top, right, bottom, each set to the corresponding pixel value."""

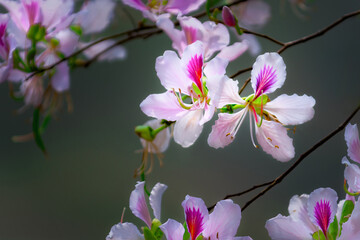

left=238, top=103, right=360, bottom=211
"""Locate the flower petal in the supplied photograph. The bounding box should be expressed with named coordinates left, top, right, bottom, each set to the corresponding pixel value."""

left=129, top=181, right=152, bottom=228
left=149, top=182, right=168, bottom=221
left=165, top=0, right=206, bottom=15
left=182, top=195, right=209, bottom=240
left=264, top=94, right=315, bottom=125
left=140, top=91, right=187, bottom=121
left=216, top=41, right=248, bottom=62
left=160, top=219, right=185, bottom=240
left=51, top=62, right=70, bottom=92
left=122, top=0, right=148, bottom=12
left=339, top=198, right=360, bottom=240
left=208, top=109, right=247, bottom=149
left=140, top=119, right=171, bottom=153
left=106, top=222, right=144, bottom=240
left=173, top=109, right=203, bottom=148
left=251, top=52, right=286, bottom=97
left=255, top=120, right=294, bottom=162
left=216, top=77, right=246, bottom=108
left=202, top=199, right=241, bottom=239
left=265, top=214, right=313, bottom=240
left=203, top=56, right=228, bottom=77
left=202, top=21, right=229, bottom=59
left=41, top=0, right=74, bottom=30
left=307, top=188, right=338, bottom=235
left=288, top=194, right=317, bottom=233
left=156, top=14, right=184, bottom=55
left=82, top=40, right=127, bottom=61
left=342, top=157, right=360, bottom=192
left=345, top=123, right=360, bottom=164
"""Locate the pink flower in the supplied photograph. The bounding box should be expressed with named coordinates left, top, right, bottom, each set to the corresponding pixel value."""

left=208, top=52, right=315, bottom=162
left=122, top=0, right=206, bottom=21
left=140, top=41, right=229, bottom=147
left=156, top=15, right=247, bottom=62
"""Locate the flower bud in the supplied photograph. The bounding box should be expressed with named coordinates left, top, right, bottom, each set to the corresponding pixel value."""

left=222, top=6, right=236, bottom=27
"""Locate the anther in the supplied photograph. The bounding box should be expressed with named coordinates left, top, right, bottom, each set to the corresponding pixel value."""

left=226, top=133, right=230, bottom=136
left=275, top=145, right=279, bottom=149
left=267, top=137, right=272, bottom=142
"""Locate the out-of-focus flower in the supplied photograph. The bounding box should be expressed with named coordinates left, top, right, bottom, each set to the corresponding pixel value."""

left=266, top=188, right=339, bottom=239
left=140, top=41, right=229, bottom=147
left=160, top=195, right=252, bottom=240
left=122, top=0, right=206, bottom=22
left=156, top=15, right=247, bottom=62
left=208, top=52, right=315, bottom=162
left=222, top=6, right=237, bottom=27
left=106, top=181, right=167, bottom=240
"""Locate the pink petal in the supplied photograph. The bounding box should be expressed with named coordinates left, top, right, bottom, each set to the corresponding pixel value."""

left=345, top=123, right=360, bottom=164
left=41, top=0, right=73, bottom=30
left=255, top=119, right=294, bottom=162
left=251, top=52, right=286, bottom=97
left=149, top=183, right=168, bottom=221
left=122, top=0, right=148, bottom=12
left=288, top=194, right=318, bottom=233
left=203, top=56, right=228, bottom=77
left=139, top=119, right=171, bottom=153
left=208, top=109, right=247, bottom=149
left=173, top=109, right=203, bottom=148
left=160, top=219, right=184, bottom=240
left=339, top=198, right=360, bottom=240
left=178, top=16, right=205, bottom=46
left=202, top=199, right=241, bottom=239
left=56, top=29, right=79, bottom=56
left=129, top=181, right=152, bottom=228
left=51, top=62, right=70, bottom=92
left=216, top=77, right=246, bottom=108
left=140, top=91, right=187, bottom=121
left=201, top=21, right=229, bottom=59
left=307, top=188, right=338, bottom=236
left=181, top=195, right=209, bottom=240
left=265, top=214, right=313, bottom=240
left=342, top=157, right=360, bottom=192
left=234, top=0, right=270, bottom=27
left=156, top=15, right=184, bottom=55
left=165, top=0, right=206, bottom=15
left=216, top=42, right=248, bottom=62
left=106, top=222, right=144, bottom=240
left=264, top=94, right=316, bottom=125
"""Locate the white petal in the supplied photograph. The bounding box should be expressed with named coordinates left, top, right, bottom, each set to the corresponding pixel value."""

left=342, top=157, right=360, bottom=192
left=255, top=120, right=294, bottom=162
left=140, top=91, right=187, bottom=121
left=203, top=57, right=228, bottom=77
left=202, top=21, right=229, bottom=59
left=173, top=109, right=203, bottom=148
left=288, top=194, right=317, bottom=233
left=264, top=94, right=315, bottom=125
left=140, top=119, right=171, bottom=153
left=160, top=219, right=184, bottom=240
left=239, top=34, right=261, bottom=56
left=339, top=198, right=360, bottom=240
left=307, top=188, right=338, bottom=233
left=149, top=183, right=168, bottom=221
left=202, top=199, right=241, bottom=239
left=234, top=237, right=253, bottom=240
left=51, top=63, right=70, bottom=92
left=129, top=182, right=152, bottom=228
left=156, top=14, right=184, bottom=55
left=155, top=50, right=189, bottom=93
left=251, top=52, right=286, bottom=96
left=265, top=214, right=313, bottom=240
left=55, top=29, right=79, bottom=56
left=208, top=110, right=247, bottom=149
left=122, top=0, right=148, bottom=12
left=216, top=77, right=246, bottom=108
left=216, top=41, right=248, bottom=62
left=165, top=0, right=206, bottom=15
left=106, top=222, right=144, bottom=240
left=345, top=123, right=360, bottom=164
left=41, top=0, right=74, bottom=31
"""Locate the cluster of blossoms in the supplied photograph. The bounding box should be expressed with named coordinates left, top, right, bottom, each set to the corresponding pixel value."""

left=106, top=181, right=252, bottom=240
left=0, top=0, right=125, bottom=147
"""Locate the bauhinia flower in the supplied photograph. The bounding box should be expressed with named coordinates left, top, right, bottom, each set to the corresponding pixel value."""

left=122, top=0, right=206, bottom=22
left=160, top=195, right=252, bottom=240
left=342, top=123, right=360, bottom=194
left=106, top=181, right=168, bottom=240
left=156, top=15, right=247, bottom=62
left=265, top=188, right=339, bottom=240
left=208, top=52, right=315, bottom=162
left=140, top=41, right=229, bottom=148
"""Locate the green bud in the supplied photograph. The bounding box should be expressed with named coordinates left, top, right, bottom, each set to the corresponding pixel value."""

left=151, top=219, right=163, bottom=239
left=135, top=125, right=154, bottom=141
left=70, top=25, right=83, bottom=36
left=50, top=38, right=60, bottom=47
left=27, top=24, right=46, bottom=42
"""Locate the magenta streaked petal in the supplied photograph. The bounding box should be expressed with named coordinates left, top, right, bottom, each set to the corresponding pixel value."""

left=22, top=0, right=42, bottom=26
left=129, top=181, right=152, bottom=228
left=307, top=188, right=338, bottom=236
left=182, top=195, right=209, bottom=240
left=251, top=52, right=286, bottom=96
left=187, top=53, right=203, bottom=93
left=345, top=123, right=360, bottom=164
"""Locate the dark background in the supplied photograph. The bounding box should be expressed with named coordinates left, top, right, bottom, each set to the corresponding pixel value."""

left=0, top=0, right=360, bottom=239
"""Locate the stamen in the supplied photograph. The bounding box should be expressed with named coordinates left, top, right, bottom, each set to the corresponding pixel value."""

left=249, top=113, right=258, bottom=148
left=120, top=207, right=126, bottom=223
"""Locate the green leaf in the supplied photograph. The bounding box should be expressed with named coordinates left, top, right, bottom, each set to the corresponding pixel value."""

left=32, top=108, right=47, bottom=156
left=151, top=219, right=163, bottom=239
left=70, top=25, right=83, bottom=36
left=206, top=0, right=222, bottom=17
left=183, top=222, right=190, bottom=240
left=144, top=227, right=157, bottom=240
left=12, top=48, right=27, bottom=71
left=340, top=200, right=355, bottom=230
left=39, top=114, right=51, bottom=135
left=312, top=230, right=326, bottom=240
left=328, top=216, right=338, bottom=240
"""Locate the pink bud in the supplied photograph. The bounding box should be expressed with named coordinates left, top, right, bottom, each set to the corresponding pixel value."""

left=222, top=6, right=236, bottom=27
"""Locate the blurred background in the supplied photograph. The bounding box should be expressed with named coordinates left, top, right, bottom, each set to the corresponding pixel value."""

left=0, top=0, right=360, bottom=239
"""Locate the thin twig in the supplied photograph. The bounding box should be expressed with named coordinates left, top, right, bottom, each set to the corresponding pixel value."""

left=239, top=103, right=360, bottom=211
left=242, top=28, right=285, bottom=46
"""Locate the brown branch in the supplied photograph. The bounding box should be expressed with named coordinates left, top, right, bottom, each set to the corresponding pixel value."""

left=242, top=28, right=285, bottom=46
left=238, top=103, right=360, bottom=211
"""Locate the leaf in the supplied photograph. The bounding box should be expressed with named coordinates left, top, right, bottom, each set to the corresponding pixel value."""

left=32, top=108, right=47, bottom=156
left=151, top=219, right=163, bottom=239
left=183, top=222, right=190, bottom=240
left=144, top=227, right=157, bottom=240
left=328, top=216, right=338, bottom=240
left=339, top=200, right=355, bottom=235
left=206, top=0, right=222, bottom=17
left=312, top=230, right=326, bottom=240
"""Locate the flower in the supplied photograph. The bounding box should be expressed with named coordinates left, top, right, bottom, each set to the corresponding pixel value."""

left=160, top=195, right=252, bottom=240
left=106, top=181, right=168, bottom=240
left=122, top=0, right=206, bottom=21
left=208, top=52, right=315, bottom=162
left=265, top=188, right=339, bottom=240
left=140, top=41, right=229, bottom=147
left=156, top=15, right=247, bottom=62
left=342, top=123, right=360, bottom=194
left=222, top=6, right=237, bottom=27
